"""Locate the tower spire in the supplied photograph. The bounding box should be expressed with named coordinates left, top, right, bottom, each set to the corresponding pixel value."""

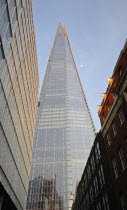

left=27, top=24, right=95, bottom=210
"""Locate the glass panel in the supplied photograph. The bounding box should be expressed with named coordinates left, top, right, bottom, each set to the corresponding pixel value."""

left=27, top=24, right=95, bottom=210
left=112, top=158, right=119, bottom=179
left=120, top=194, right=126, bottom=210
left=0, top=0, right=5, bottom=8
left=119, top=148, right=127, bottom=170
left=0, top=42, right=4, bottom=60
left=118, top=108, right=125, bottom=125
left=8, top=0, right=15, bottom=14
left=12, top=9, right=17, bottom=24
left=5, top=24, right=11, bottom=40
left=102, top=193, right=110, bottom=210
left=112, top=121, right=117, bottom=136
left=17, top=0, right=21, bottom=13
left=0, top=6, right=8, bottom=34
left=107, top=133, right=111, bottom=146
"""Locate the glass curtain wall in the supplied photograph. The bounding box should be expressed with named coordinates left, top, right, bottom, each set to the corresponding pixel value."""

left=0, top=0, right=39, bottom=209
left=27, top=24, right=95, bottom=210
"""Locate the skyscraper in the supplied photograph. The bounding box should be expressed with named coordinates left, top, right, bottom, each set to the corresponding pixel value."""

left=27, top=24, right=95, bottom=210
left=0, top=0, right=39, bottom=209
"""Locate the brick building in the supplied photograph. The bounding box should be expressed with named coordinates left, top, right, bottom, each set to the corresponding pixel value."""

left=98, top=40, right=127, bottom=209
left=72, top=132, right=116, bottom=210
left=72, top=41, right=127, bottom=210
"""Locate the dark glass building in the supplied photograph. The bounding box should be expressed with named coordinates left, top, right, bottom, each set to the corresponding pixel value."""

left=26, top=24, right=95, bottom=210
left=0, top=0, right=39, bottom=209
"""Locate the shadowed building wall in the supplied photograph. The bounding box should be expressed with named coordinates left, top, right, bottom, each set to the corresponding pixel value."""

left=0, top=0, right=39, bottom=209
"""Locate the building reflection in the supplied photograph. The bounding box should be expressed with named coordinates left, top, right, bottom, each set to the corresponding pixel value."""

left=26, top=176, right=64, bottom=210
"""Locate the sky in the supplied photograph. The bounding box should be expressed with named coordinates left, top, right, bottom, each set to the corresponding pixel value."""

left=32, top=0, right=127, bottom=131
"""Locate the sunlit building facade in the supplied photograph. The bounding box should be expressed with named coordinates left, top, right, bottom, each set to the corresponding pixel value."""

left=0, top=0, right=39, bottom=209
left=27, top=24, right=95, bottom=210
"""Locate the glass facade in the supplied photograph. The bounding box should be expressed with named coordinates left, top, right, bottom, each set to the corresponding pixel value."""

left=0, top=0, right=39, bottom=209
left=27, top=24, right=95, bottom=210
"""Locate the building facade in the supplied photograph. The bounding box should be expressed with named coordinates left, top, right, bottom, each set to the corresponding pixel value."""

left=72, top=132, right=116, bottom=210
left=0, top=0, right=39, bottom=209
left=26, top=24, right=96, bottom=210
left=98, top=40, right=127, bottom=209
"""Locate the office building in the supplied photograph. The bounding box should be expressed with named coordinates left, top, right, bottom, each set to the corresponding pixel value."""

left=26, top=24, right=95, bottom=210
left=0, top=0, right=39, bottom=209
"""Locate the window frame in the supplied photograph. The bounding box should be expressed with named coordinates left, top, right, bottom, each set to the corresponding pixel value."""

left=112, top=157, right=119, bottom=179
left=0, top=39, right=5, bottom=60
left=120, top=193, right=126, bottom=210
left=102, top=193, right=110, bottom=210
left=119, top=147, right=127, bottom=171
left=118, top=108, right=125, bottom=125
left=112, top=121, right=117, bottom=137
left=107, top=133, right=111, bottom=146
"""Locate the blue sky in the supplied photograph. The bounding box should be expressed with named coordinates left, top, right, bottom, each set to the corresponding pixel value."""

left=32, top=0, right=127, bottom=131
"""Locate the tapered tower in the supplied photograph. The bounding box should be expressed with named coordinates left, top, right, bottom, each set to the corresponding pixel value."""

left=27, top=24, right=95, bottom=210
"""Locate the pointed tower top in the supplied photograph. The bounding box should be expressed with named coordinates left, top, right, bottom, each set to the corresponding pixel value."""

left=63, top=25, right=68, bottom=38
left=56, top=23, right=68, bottom=38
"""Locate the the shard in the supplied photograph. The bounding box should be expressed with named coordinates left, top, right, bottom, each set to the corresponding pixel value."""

left=26, top=24, right=96, bottom=210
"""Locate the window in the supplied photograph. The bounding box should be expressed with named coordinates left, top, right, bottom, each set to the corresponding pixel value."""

left=86, top=193, right=89, bottom=208
left=118, top=108, right=125, bottom=125
left=17, top=0, right=22, bottom=13
left=89, top=185, right=94, bottom=203
left=107, top=100, right=111, bottom=111
left=120, top=194, right=126, bottom=210
left=98, top=164, right=105, bottom=187
left=112, top=121, right=117, bottom=136
left=5, top=24, right=11, bottom=40
left=8, top=0, right=15, bottom=13
left=93, top=176, right=98, bottom=196
left=96, top=201, right=101, bottom=210
left=12, top=9, right=17, bottom=24
left=91, top=155, right=95, bottom=172
left=0, top=0, right=5, bottom=9
left=118, top=66, right=123, bottom=76
left=102, top=193, right=110, bottom=210
left=126, top=136, right=127, bottom=144
left=84, top=174, right=88, bottom=189
left=95, top=142, right=101, bottom=161
left=87, top=165, right=91, bottom=180
left=100, top=165, right=105, bottom=184
left=83, top=198, right=86, bottom=209
left=107, top=133, right=111, bottom=146
left=112, top=158, right=119, bottom=179
left=0, top=42, right=4, bottom=60
left=7, top=0, right=17, bottom=24
left=0, top=5, right=12, bottom=41
left=119, top=148, right=127, bottom=171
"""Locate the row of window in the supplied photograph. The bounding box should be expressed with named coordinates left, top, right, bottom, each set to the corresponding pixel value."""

left=0, top=0, right=23, bottom=61
left=112, top=147, right=127, bottom=179
left=106, top=108, right=125, bottom=146
left=120, top=193, right=126, bottom=210
left=83, top=142, right=101, bottom=184
left=80, top=193, right=110, bottom=210
left=80, top=164, right=105, bottom=205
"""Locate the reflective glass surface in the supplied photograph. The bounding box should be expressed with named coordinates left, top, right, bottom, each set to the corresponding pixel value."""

left=27, top=24, right=95, bottom=210
left=0, top=0, right=39, bottom=209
